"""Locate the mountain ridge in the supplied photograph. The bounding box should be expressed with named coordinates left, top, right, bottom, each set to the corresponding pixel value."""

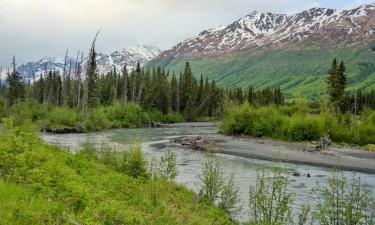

left=1, top=45, right=161, bottom=82
left=156, top=3, right=375, bottom=59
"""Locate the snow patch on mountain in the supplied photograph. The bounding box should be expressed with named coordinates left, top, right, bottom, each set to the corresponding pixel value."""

left=15, top=45, right=162, bottom=82
left=159, top=3, right=375, bottom=58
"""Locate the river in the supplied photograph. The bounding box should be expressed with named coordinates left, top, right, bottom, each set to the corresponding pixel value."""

left=41, top=123, right=375, bottom=222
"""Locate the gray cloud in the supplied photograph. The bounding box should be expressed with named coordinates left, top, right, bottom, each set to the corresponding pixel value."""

left=0, top=0, right=369, bottom=67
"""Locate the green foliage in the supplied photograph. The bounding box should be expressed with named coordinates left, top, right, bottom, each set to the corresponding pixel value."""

left=9, top=101, right=45, bottom=125
left=158, top=150, right=178, bottom=181
left=221, top=102, right=375, bottom=146
left=0, top=119, right=232, bottom=224
left=198, top=153, right=241, bottom=218
left=247, top=166, right=294, bottom=225
left=0, top=99, right=6, bottom=119
left=219, top=174, right=241, bottom=217
left=86, top=107, right=111, bottom=130
left=6, top=56, right=25, bottom=106
left=366, top=144, right=375, bottom=151
left=198, top=153, right=225, bottom=204
left=289, top=116, right=322, bottom=141
left=44, top=107, right=83, bottom=128
left=246, top=166, right=375, bottom=225
left=313, top=170, right=375, bottom=225
left=122, top=146, right=148, bottom=179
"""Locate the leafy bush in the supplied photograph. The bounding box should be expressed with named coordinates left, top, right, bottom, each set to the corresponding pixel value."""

left=221, top=102, right=375, bottom=146
left=247, top=166, right=375, bottom=225
left=313, top=170, right=375, bottom=225
left=85, top=107, right=111, bottom=130
left=10, top=101, right=46, bottom=125
left=44, top=107, right=83, bottom=128
left=289, top=116, right=323, bottom=141
left=248, top=166, right=294, bottom=225
left=198, top=153, right=241, bottom=218
left=122, top=146, right=148, bottom=179
left=157, top=150, right=178, bottom=181
left=0, top=99, right=7, bottom=119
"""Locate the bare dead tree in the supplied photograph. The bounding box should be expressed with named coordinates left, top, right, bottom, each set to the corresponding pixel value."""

left=62, top=49, right=69, bottom=106
left=121, top=64, right=128, bottom=106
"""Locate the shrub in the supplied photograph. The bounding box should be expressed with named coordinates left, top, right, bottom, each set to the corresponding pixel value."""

left=198, top=153, right=225, bottom=204
left=45, top=107, right=83, bottom=128
left=248, top=166, right=294, bottom=225
left=0, top=99, right=7, bottom=119
left=157, top=150, right=178, bottom=181
left=85, top=107, right=111, bottom=131
left=366, top=144, right=375, bottom=151
left=219, top=174, right=241, bottom=217
left=161, top=112, right=184, bottom=123
left=313, top=170, right=375, bottom=224
left=289, top=116, right=323, bottom=141
left=122, top=146, right=148, bottom=179
left=221, top=102, right=375, bottom=146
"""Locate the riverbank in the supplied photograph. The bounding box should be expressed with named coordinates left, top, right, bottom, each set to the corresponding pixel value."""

left=210, top=134, right=375, bottom=174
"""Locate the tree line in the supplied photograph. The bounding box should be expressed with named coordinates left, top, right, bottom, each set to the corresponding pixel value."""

left=0, top=38, right=284, bottom=121
left=326, top=58, right=375, bottom=114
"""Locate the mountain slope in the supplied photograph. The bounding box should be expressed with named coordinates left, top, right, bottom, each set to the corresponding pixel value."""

left=152, top=4, right=375, bottom=99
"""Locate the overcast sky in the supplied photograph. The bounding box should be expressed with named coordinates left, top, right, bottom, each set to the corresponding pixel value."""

left=0, top=0, right=373, bottom=67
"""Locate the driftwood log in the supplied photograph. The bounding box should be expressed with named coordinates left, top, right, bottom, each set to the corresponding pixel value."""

left=150, top=122, right=170, bottom=128
left=171, top=136, right=215, bottom=151
left=42, top=127, right=82, bottom=134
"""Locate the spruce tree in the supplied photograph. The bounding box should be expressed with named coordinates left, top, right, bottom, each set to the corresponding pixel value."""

left=327, top=58, right=347, bottom=112
left=86, top=32, right=100, bottom=108
left=121, top=64, right=128, bottom=106
left=6, top=56, right=25, bottom=106
left=171, top=72, right=179, bottom=112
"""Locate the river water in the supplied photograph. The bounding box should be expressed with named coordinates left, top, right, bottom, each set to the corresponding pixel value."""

left=41, top=123, right=375, bottom=222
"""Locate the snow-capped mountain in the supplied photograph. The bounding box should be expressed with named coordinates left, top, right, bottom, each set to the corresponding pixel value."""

left=17, top=56, right=77, bottom=83
left=158, top=4, right=375, bottom=58
left=16, top=45, right=161, bottom=82
left=84, top=45, right=162, bottom=75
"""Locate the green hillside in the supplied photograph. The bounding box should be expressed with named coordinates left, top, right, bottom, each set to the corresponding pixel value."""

left=151, top=41, right=375, bottom=100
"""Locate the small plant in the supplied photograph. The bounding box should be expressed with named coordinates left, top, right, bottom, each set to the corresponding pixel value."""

left=198, top=153, right=225, bottom=204
left=198, top=153, right=241, bottom=219
left=122, top=146, right=148, bottom=179
left=248, top=166, right=294, bottom=225
left=313, top=170, right=375, bottom=225
left=365, top=144, right=375, bottom=151
left=158, top=150, right=178, bottom=181
left=219, top=174, right=241, bottom=217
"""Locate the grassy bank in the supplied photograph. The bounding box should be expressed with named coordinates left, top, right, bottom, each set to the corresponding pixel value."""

left=7, top=101, right=184, bottom=132
left=220, top=101, right=375, bottom=147
left=0, top=119, right=232, bottom=224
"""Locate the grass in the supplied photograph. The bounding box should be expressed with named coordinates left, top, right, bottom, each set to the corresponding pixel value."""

left=220, top=101, right=375, bottom=146
left=0, top=119, right=232, bottom=224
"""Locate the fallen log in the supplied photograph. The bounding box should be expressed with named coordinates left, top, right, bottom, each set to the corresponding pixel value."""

left=170, top=136, right=215, bottom=151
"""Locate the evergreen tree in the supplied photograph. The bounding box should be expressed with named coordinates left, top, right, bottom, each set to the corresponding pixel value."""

left=171, top=72, right=179, bottom=112
left=180, top=62, right=197, bottom=119
left=327, top=58, right=347, bottom=112
left=196, top=74, right=204, bottom=114
left=6, top=56, right=25, bottom=105
left=86, top=32, right=100, bottom=108
left=121, top=64, right=128, bottom=106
